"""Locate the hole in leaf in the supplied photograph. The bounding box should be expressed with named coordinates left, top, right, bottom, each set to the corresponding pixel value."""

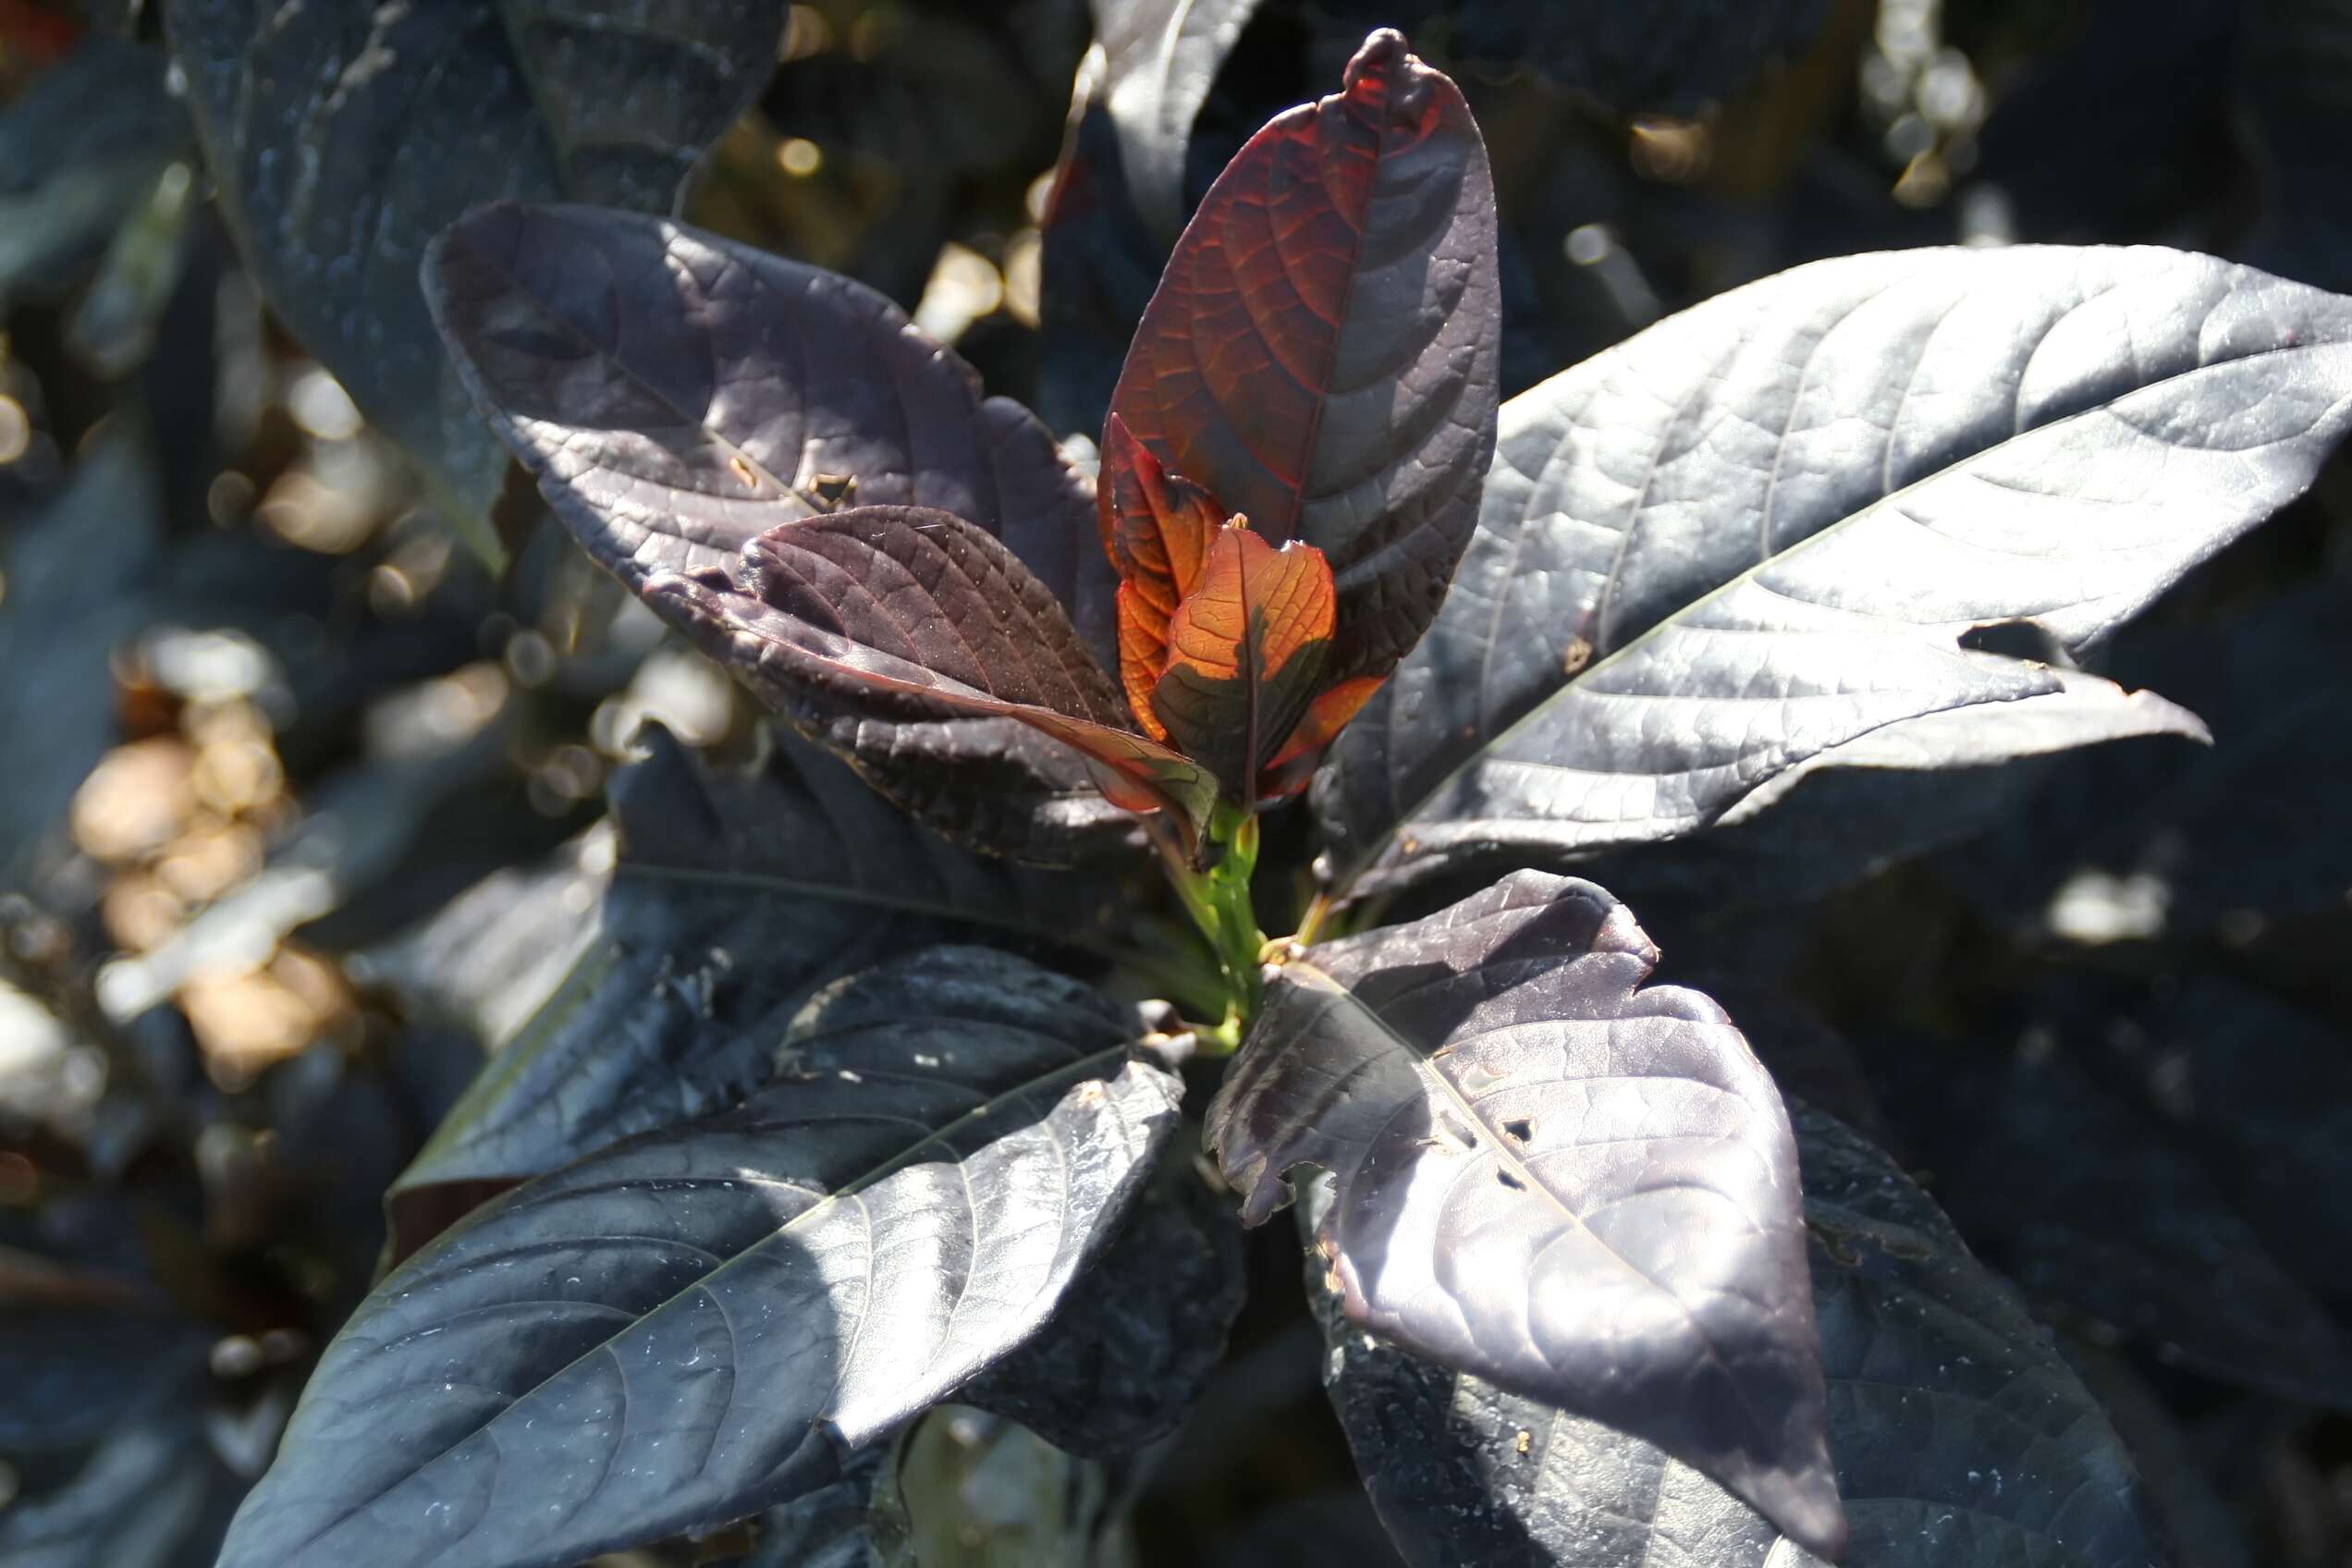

left=1496, top=1169, right=1525, bottom=1191
left=1502, top=1117, right=1533, bottom=1142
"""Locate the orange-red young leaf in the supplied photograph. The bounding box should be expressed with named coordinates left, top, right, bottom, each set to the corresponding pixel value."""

left=1149, top=524, right=1338, bottom=799
left=1103, top=28, right=1501, bottom=685
left=1258, top=674, right=1384, bottom=800
left=1102, top=413, right=1221, bottom=611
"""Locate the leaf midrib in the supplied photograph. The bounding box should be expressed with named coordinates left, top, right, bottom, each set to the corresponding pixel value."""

left=1336, top=333, right=2350, bottom=895
left=289, top=1038, right=1144, bottom=1559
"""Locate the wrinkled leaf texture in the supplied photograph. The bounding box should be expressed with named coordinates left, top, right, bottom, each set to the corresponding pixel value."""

left=168, top=2, right=788, bottom=561
left=1319, top=1109, right=2164, bottom=1568
left=384, top=723, right=1137, bottom=1261
left=1207, top=870, right=1840, bottom=1555
left=1104, top=27, right=1502, bottom=687
left=217, top=948, right=1182, bottom=1568
left=1317, top=246, right=2352, bottom=900
left=666, top=505, right=1220, bottom=839
left=424, top=202, right=1139, bottom=861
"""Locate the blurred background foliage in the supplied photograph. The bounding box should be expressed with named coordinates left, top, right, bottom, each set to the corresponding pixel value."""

left=1, top=1, right=2349, bottom=1563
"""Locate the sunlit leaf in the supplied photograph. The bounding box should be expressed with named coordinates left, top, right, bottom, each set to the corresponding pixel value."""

left=1318, top=1110, right=2164, bottom=1568
left=425, top=202, right=1135, bottom=861
left=1088, top=0, right=1263, bottom=244
left=1207, top=871, right=1840, bottom=1555
left=1318, top=245, right=2352, bottom=900
left=1105, top=28, right=1501, bottom=683
left=1146, top=523, right=1337, bottom=800
left=217, top=948, right=1182, bottom=1568
left=655, top=506, right=1218, bottom=841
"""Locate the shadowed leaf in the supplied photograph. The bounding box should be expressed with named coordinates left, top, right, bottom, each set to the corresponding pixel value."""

left=1317, top=1109, right=2163, bottom=1568
left=381, top=724, right=1139, bottom=1261
left=424, top=201, right=1133, bottom=861
left=1104, top=28, right=1501, bottom=683
left=1864, top=1005, right=2352, bottom=1407
left=168, top=3, right=787, bottom=560
left=1089, top=0, right=1264, bottom=245
left=958, top=1155, right=1248, bottom=1454
left=1207, top=871, right=1840, bottom=1555
left=0, top=33, right=189, bottom=300
left=1317, top=246, right=2352, bottom=900
left=217, top=949, right=1182, bottom=1568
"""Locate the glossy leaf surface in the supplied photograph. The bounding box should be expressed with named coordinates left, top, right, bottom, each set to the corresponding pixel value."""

left=657, top=506, right=1218, bottom=839
left=1089, top=0, right=1263, bottom=245
left=1104, top=28, right=1501, bottom=682
left=1148, top=525, right=1337, bottom=798
left=382, top=724, right=1131, bottom=1260
left=1319, top=1110, right=2163, bottom=1568
left=168, top=3, right=786, bottom=558
left=1317, top=246, right=2352, bottom=900
left=959, top=1158, right=1246, bottom=1454
left=424, top=201, right=1133, bottom=859
left=1207, top=871, right=1839, bottom=1555
left=218, top=948, right=1182, bottom=1568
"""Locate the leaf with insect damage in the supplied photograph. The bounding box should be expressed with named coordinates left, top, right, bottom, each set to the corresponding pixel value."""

left=1207, top=870, right=1839, bottom=1556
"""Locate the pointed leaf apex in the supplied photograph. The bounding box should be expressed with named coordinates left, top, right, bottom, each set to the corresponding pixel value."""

left=1342, top=28, right=1414, bottom=98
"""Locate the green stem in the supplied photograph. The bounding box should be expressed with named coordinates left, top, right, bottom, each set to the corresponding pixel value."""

left=1163, top=803, right=1268, bottom=1053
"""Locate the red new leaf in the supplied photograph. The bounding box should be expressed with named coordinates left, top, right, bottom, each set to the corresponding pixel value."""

left=1105, top=414, right=1227, bottom=729
left=1147, top=524, right=1338, bottom=799
left=1102, top=28, right=1501, bottom=684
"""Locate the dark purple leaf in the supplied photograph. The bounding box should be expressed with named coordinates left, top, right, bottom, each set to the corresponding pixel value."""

left=217, top=948, right=1182, bottom=1568
left=654, top=505, right=1218, bottom=839
left=0, top=1405, right=240, bottom=1568
left=1863, top=1004, right=2352, bottom=1406
left=381, top=723, right=1148, bottom=1262
left=1317, top=1109, right=2165, bottom=1568
left=1104, top=28, right=1501, bottom=683
left=1207, top=870, right=1840, bottom=1556
left=168, top=3, right=787, bottom=559
left=1317, top=246, right=2352, bottom=901
left=424, top=201, right=1135, bottom=860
